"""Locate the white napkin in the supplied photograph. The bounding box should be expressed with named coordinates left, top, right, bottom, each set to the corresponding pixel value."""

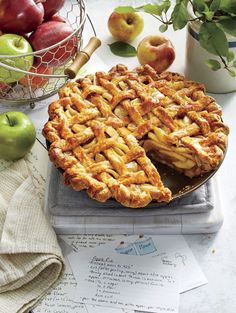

left=0, top=158, right=64, bottom=313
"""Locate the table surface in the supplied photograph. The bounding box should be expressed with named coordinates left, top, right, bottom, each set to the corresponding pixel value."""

left=1, top=1, right=236, bottom=312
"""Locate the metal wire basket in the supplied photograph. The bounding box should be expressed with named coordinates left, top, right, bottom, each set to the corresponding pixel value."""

left=0, top=0, right=93, bottom=108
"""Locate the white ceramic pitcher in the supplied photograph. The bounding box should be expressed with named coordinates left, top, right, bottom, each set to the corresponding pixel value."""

left=185, top=20, right=236, bottom=94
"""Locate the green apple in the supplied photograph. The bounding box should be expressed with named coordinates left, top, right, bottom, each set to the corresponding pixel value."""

left=0, top=111, right=36, bottom=161
left=108, top=11, right=144, bottom=43
left=0, top=34, right=33, bottom=84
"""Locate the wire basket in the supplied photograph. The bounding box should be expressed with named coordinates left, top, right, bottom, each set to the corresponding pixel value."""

left=0, top=0, right=88, bottom=107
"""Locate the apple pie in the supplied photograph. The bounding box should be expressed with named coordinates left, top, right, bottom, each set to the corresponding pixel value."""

left=43, top=64, right=229, bottom=208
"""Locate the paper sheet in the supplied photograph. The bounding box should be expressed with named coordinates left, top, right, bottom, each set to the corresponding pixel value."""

left=60, top=234, right=118, bottom=251
left=65, top=234, right=207, bottom=312
left=33, top=235, right=131, bottom=313
left=33, top=256, right=131, bottom=313
left=67, top=245, right=179, bottom=313
left=112, top=235, right=208, bottom=293
left=33, top=234, right=207, bottom=313
left=63, top=234, right=207, bottom=294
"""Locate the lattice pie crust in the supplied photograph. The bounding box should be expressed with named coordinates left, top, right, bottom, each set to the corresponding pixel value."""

left=43, top=64, right=229, bottom=208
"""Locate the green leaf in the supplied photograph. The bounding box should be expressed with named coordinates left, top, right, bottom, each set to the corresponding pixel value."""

left=199, top=22, right=229, bottom=57
left=193, top=0, right=209, bottom=12
left=233, top=60, right=236, bottom=68
left=226, top=50, right=234, bottom=62
left=162, top=0, right=172, bottom=13
left=220, top=0, right=236, bottom=14
left=205, top=59, right=221, bottom=70
left=204, top=11, right=215, bottom=21
left=209, top=0, right=221, bottom=12
left=114, top=6, right=136, bottom=13
left=193, top=0, right=217, bottom=21
left=141, top=4, right=165, bottom=15
left=218, top=17, right=236, bottom=37
left=159, top=24, right=168, bottom=32
left=138, top=1, right=171, bottom=16
left=108, top=41, right=137, bottom=57
left=162, top=0, right=171, bottom=13
left=228, top=69, right=236, bottom=77
left=171, top=1, right=189, bottom=31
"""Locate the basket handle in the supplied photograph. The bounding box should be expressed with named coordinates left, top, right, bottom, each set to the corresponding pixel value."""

left=64, top=37, right=101, bottom=79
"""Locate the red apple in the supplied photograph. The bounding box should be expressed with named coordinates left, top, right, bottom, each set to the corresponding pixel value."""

left=0, top=0, right=44, bottom=34
left=29, top=21, right=77, bottom=67
left=0, top=82, right=10, bottom=94
left=19, top=63, right=53, bottom=89
left=0, top=82, right=8, bottom=89
left=43, top=0, right=65, bottom=20
left=48, top=14, right=66, bottom=23
left=0, top=81, right=11, bottom=98
left=137, top=35, right=175, bottom=73
left=108, top=11, right=144, bottom=43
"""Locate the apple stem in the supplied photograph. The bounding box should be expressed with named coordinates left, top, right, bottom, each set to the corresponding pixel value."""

left=126, top=18, right=133, bottom=25
left=6, top=114, right=13, bottom=127
left=16, top=37, right=23, bottom=48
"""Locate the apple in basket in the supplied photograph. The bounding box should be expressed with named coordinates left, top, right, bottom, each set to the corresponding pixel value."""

left=0, top=34, right=34, bottom=84
left=0, top=81, right=10, bottom=92
left=0, top=111, right=36, bottom=161
left=19, top=63, right=54, bottom=89
left=0, top=0, right=44, bottom=34
left=108, top=11, right=144, bottom=43
left=48, top=14, right=67, bottom=23
left=29, top=20, right=78, bottom=67
left=137, top=35, right=175, bottom=73
left=43, top=0, right=65, bottom=20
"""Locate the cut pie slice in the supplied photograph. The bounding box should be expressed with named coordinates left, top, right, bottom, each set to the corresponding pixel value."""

left=43, top=64, right=228, bottom=207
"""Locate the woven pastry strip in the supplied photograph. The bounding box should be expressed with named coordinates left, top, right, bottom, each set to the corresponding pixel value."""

left=44, top=64, right=229, bottom=207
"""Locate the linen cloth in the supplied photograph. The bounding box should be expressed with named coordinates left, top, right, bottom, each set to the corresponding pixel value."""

left=0, top=158, right=64, bottom=313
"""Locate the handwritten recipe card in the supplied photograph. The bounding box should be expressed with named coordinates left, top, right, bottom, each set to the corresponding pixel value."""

left=68, top=249, right=179, bottom=313
left=33, top=235, right=133, bottom=313
left=33, top=234, right=207, bottom=313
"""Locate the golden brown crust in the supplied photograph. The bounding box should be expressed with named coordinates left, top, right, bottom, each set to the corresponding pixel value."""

left=43, top=64, right=228, bottom=207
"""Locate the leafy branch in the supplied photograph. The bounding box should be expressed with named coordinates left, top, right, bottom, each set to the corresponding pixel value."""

left=115, top=0, right=236, bottom=76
